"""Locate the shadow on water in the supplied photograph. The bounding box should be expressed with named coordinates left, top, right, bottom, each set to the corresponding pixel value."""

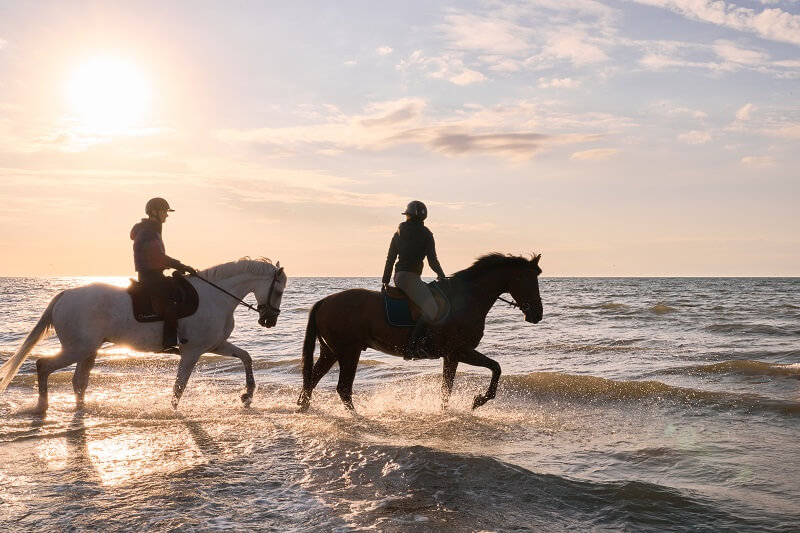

left=293, top=439, right=789, bottom=532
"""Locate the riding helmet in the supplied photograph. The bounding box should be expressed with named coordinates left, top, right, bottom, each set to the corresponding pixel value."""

left=145, top=197, right=175, bottom=215
left=402, top=200, right=427, bottom=221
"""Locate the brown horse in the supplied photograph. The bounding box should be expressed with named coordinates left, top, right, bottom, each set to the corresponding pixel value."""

left=297, top=253, right=543, bottom=411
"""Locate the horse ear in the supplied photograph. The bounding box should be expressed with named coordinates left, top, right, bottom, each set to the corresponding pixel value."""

left=533, top=253, right=541, bottom=264
left=277, top=266, right=284, bottom=276
left=275, top=261, right=281, bottom=269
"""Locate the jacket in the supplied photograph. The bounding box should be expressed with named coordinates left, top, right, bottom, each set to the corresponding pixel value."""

left=382, top=219, right=445, bottom=283
left=130, top=219, right=182, bottom=273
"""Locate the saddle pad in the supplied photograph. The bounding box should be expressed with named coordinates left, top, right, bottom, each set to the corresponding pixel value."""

left=383, top=282, right=449, bottom=327
left=127, top=273, right=199, bottom=323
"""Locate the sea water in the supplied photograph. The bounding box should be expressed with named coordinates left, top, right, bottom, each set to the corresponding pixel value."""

left=1, top=276, right=798, bottom=531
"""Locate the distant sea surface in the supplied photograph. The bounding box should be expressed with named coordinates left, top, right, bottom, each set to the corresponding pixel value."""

left=1, top=276, right=799, bottom=531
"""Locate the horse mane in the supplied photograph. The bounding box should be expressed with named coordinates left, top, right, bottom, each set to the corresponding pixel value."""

left=452, top=253, right=542, bottom=281
left=198, top=257, right=277, bottom=282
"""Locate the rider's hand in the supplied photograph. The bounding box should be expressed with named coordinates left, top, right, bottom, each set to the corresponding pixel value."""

left=185, top=266, right=198, bottom=276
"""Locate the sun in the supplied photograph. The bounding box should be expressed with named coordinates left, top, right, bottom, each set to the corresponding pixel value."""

left=67, top=57, right=151, bottom=134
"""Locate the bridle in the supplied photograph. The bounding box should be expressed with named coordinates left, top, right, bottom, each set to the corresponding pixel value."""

left=256, top=273, right=283, bottom=324
left=497, top=270, right=537, bottom=314
left=192, top=270, right=283, bottom=324
left=497, top=295, right=531, bottom=314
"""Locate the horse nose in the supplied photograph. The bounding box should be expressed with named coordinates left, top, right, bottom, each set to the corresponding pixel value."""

left=526, top=312, right=542, bottom=324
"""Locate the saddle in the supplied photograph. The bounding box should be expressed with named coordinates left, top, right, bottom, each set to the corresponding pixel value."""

left=127, top=272, right=199, bottom=323
left=383, top=281, right=450, bottom=327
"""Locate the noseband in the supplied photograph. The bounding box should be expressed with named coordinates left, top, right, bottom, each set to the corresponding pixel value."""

left=257, top=274, right=282, bottom=323
left=497, top=296, right=531, bottom=313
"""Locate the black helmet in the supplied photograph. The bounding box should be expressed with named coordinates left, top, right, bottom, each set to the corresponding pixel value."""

left=402, top=200, right=427, bottom=220
left=145, top=197, right=174, bottom=215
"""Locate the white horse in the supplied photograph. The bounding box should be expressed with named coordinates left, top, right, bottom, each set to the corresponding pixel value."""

left=0, top=257, right=286, bottom=413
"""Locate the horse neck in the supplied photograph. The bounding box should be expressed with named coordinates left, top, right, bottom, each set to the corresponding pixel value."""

left=465, top=266, right=510, bottom=316
left=216, top=272, right=268, bottom=303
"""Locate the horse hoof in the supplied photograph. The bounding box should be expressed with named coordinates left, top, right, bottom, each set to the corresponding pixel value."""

left=472, top=394, right=487, bottom=409
left=240, top=393, right=253, bottom=407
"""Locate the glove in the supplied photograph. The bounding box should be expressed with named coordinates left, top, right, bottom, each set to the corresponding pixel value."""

left=178, top=263, right=197, bottom=275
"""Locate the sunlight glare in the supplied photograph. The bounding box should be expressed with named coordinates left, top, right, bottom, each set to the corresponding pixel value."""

left=67, top=57, right=150, bottom=134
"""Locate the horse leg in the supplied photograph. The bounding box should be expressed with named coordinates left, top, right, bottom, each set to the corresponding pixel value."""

left=209, top=341, right=256, bottom=407
left=171, top=352, right=201, bottom=409
left=72, top=352, right=98, bottom=410
left=298, top=344, right=338, bottom=411
left=455, top=347, right=501, bottom=409
left=35, top=350, right=85, bottom=414
left=441, top=357, right=459, bottom=410
left=336, top=349, right=361, bottom=411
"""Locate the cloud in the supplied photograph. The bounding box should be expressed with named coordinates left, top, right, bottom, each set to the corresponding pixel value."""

left=631, top=0, right=800, bottom=46
left=539, top=77, right=581, bottom=89
left=713, top=41, right=768, bottom=64
left=657, top=102, right=708, bottom=119
left=398, top=50, right=487, bottom=85
left=678, top=130, right=713, bottom=144
left=450, top=69, right=487, bottom=85
left=377, top=46, right=393, bottom=55
left=740, top=155, right=774, bottom=166
left=428, top=132, right=550, bottom=158
left=543, top=31, right=609, bottom=65
left=571, top=148, right=620, bottom=159
left=437, top=13, right=533, bottom=55
left=217, top=98, right=618, bottom=160
left=736, top=103, right=756, bottom=120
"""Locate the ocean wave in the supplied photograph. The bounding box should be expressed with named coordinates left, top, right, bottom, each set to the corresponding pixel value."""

left=500, top=372, right=800, bottom=416
left=649, top=304, right=676, bottom=314
left=299, top=442, right=766, bottom=531
left=673, top=360, right=800, bottom=378
left=705, top=323, right=797, bottom=336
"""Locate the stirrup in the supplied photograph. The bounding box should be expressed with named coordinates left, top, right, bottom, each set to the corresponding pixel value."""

left=161, top=346, right=181, bottom=355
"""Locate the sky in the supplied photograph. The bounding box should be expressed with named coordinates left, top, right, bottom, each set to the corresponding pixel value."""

left=0, top=0, right=798, bottom=277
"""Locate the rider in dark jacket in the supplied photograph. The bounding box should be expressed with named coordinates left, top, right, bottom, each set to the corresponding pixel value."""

left=382, top=200, right=446, bottom=359
left=131, top=197, right=195, bottom=354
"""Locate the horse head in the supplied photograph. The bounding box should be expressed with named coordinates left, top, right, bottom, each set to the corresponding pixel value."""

left=507, top=253, right=543, bottom=324
left=256, top=261, right=286, bottom=328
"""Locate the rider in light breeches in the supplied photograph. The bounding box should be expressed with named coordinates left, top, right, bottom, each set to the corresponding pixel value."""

left=382, top=200, right=446, bottom=358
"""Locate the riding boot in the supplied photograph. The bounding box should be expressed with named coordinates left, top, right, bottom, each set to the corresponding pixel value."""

left=161, top=299, right=180, bottom=354
left=404, top=319, right=430, bottom=360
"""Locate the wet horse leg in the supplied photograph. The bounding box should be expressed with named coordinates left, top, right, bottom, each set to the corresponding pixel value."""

left=441, top=357, right=459, bottom=409
left=171, top=351, right=201, bottom=409
left=298, top=345, right=338, bottom=411
left=72, top=352, right=98, bottom=409
left=336, top=348, right=361, bottom=411
left=35, top=349, right=87, bottom=413
left=210, top=341, right=256, bottom=406
left=455, top=347, right=501, bottom=409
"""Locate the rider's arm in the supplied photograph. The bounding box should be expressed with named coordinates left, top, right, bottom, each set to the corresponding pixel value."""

left=382, top=233, right=399, bottom=285
left=426, top=233, right=446, bottom=280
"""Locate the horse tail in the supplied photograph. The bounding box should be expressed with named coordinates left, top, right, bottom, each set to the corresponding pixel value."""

left=301, top=299, right=323, bottom=390
left=0, top=291, right=65, bottom=393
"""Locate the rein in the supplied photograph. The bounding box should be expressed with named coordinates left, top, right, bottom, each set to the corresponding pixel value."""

left=192, top=273, right=281, bottom=317
left=497, top=296, right=531, bottom=313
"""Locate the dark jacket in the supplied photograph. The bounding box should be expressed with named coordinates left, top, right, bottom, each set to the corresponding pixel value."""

left=130, top=219, right=182, bottom=273
left=382, top=219, right=445, bottom=283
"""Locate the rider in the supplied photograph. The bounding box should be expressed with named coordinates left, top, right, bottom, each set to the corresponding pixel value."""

left=130, top=197, right=196, bottom=354
left=382, top=200, right=446, bottom=359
